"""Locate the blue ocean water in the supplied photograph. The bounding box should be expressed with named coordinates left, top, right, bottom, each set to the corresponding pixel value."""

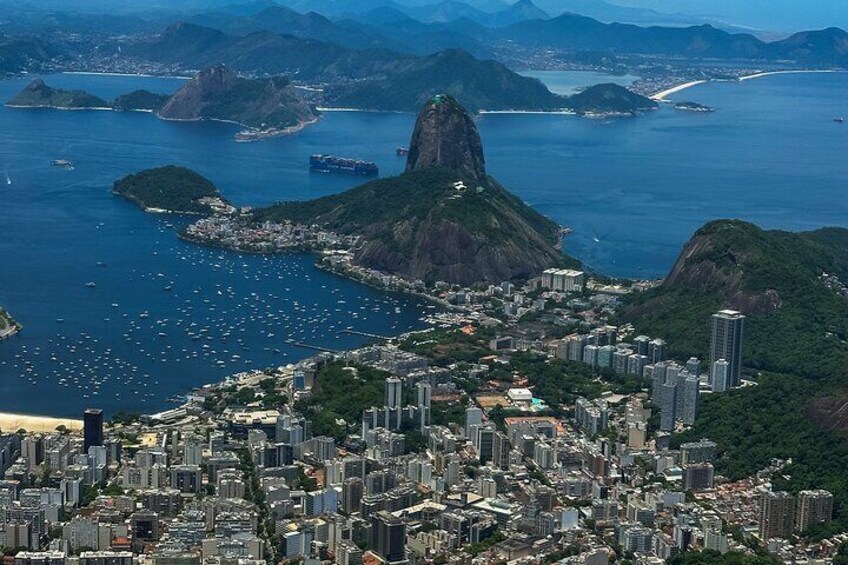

left=0, top=71, right=846, bottom=417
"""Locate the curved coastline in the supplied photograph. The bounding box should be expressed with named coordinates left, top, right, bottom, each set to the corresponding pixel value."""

left=651, top=69, right=844, bottom=101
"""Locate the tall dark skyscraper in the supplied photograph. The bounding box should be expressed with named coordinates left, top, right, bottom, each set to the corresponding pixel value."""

left=370, top=511, right=407, bottom=564
left=709, top=310, right=745, bottom=388
left=84, top=408, right=104, bottom=452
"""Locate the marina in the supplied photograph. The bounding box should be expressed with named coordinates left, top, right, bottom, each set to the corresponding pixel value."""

left=1, top=70, right=847, bottom=416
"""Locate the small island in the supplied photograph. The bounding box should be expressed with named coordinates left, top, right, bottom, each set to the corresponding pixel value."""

left=674, top=101, right=715, bottom=112
left=6, top=78, right=109, bottom=109
left=113, top=165, right=232, bottom=215
left=7, top=66, right=320, bottom=140
left=566, top=83, right=659, bottom=116
left=0, top=308, right=21, bottom=340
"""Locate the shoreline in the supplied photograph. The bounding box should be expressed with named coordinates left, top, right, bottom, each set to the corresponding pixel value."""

left=62, top=71, right=191, bottom=80
left=0, top=412, right=83, bottom=433
left=651, top=69, right=844, bottom=101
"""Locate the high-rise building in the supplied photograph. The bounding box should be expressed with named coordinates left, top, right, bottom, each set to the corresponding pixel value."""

left=475, top=427, right=495, bottom=464
left=370, top=511, right=407, bottom=565
left=465, top=407, right=483, bottom=438
left=686, top=357, right=701, bottom=378
left=415, top=382, right=431, bottom=409
left=710, top=310, right=745, bottom=388
left=83, top=409, right=104, bottom=453
left=683, top=463, right=714, bottom=491
left=795, top=490, right=834, bottom=533
left=633, top=335, right=651, bottom=356
left=759, top=491, right=795, bottom=540
left=680, top=439, right=717, bottom=465
left=648, top=339, right=668, bottom=364
left=385, top=378, right=403, bottom=410
left=710, top=360, right=731, bottom=392
left=657, top=382, right=677, bottom=432
left=679, top=374, right=700, bottom=426
left=342, top=477, right=365, bottom=515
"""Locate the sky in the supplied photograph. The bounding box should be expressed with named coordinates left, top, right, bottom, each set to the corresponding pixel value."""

left=612, top=0, right=848, bottom=31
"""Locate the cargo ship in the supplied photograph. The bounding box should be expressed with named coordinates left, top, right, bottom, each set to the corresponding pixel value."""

left=309, top=154, right=378, bottom=176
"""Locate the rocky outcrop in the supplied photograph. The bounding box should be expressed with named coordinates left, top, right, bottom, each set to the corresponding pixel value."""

left=406, top=94, right=486, bottom=181
left=662, top=222, right=783, bottom=316
left=349, top=175, right=568, bottom=285
left=255, top=94, right=574, bottom=285
left=6, top=78, right=108, bottom=109
left=157, top=65, right=317, bottom=130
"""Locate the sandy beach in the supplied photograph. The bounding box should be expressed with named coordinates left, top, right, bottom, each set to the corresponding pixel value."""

left=650, top=80, right=708, bottom=101
left=651, top=69, right=843, bottom=101
left=0, top=412, right=83, bottom=433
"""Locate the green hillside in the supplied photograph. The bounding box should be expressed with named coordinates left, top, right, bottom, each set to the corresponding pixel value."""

left=256, top=167, right=573, bottom=285
left=624, top=219, right=848, bottom=530
left=619, top=220, right=848, bottom=380
left=7, top=78, right=108, bottom=108
left=113, top=165, right=224, bottom=214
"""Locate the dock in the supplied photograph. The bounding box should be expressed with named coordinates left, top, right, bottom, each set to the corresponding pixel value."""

left=339, top=329, right=393, bottom=341
left=292, top=342, right=341, bottom=354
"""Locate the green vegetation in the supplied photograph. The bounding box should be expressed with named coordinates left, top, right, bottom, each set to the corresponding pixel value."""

left=668, top=550, right=780, bottom=565
left=623, top=221, right=848, bottom=532
left=113, top=165, right=223, bottom=214
left=157, top=67, right=316, bottom=131
left=565, top=83, right=658, bottom=115
left=257, top=168, right=560, bottom=244
left=464, top=531, right=506, bottom=556
left=202, top=76, right=309, bottom=129
left=112, top=90, right=170, bottom=111
left=673, top=373, right=848, bottom=531
left=294, top=362, right=389, bottom=441
left=620, top=220, right=848, bottom=380
left=255, top=167, right=573, bottom=285
left=400, top=329, right=491, bottom=366
left=507, top=352, right=606, bottom=407
left=329, top=49, right=562, bottom=113
left=7, top=78, right=108, bottom=108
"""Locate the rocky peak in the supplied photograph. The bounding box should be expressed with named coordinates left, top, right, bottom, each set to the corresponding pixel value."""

left=405, top=94, right=486, bottom=182
left=24, top=78, right=49, bottom=92
left=157, top=65, right=240, bottom=120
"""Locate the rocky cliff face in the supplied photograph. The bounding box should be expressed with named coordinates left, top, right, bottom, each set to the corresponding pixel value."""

left=256, top=95, right=575, bottom=285
left=406, top=94, right=486, bottom=182
left=157, top=65, right=236, bottom=120
left=157, top=65, right=316, bottom=130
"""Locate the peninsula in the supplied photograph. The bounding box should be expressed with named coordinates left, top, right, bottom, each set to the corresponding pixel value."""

left=125, top=95, right=576, bottom=286
left=156, top=65, right=318, bottom=139
left=113, top=165, right=232, bottom=215
left=6, top=78, right=108, bottom=109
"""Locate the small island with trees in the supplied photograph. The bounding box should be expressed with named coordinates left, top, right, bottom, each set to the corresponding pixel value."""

left=113, top=165, right=231, bottom=215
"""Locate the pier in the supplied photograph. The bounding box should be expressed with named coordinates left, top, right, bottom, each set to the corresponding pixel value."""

left=292, top=342, right=341, bottom=354
left=339, top=329, right=393, bottom=341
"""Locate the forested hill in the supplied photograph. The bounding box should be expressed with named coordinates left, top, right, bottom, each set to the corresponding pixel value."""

left=626, top=220, right=848, bottom=531
left=619, top=219, right=848, bottom=381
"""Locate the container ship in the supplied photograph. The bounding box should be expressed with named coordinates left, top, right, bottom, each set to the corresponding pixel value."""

left=309, top=154, right=378, bottom=176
